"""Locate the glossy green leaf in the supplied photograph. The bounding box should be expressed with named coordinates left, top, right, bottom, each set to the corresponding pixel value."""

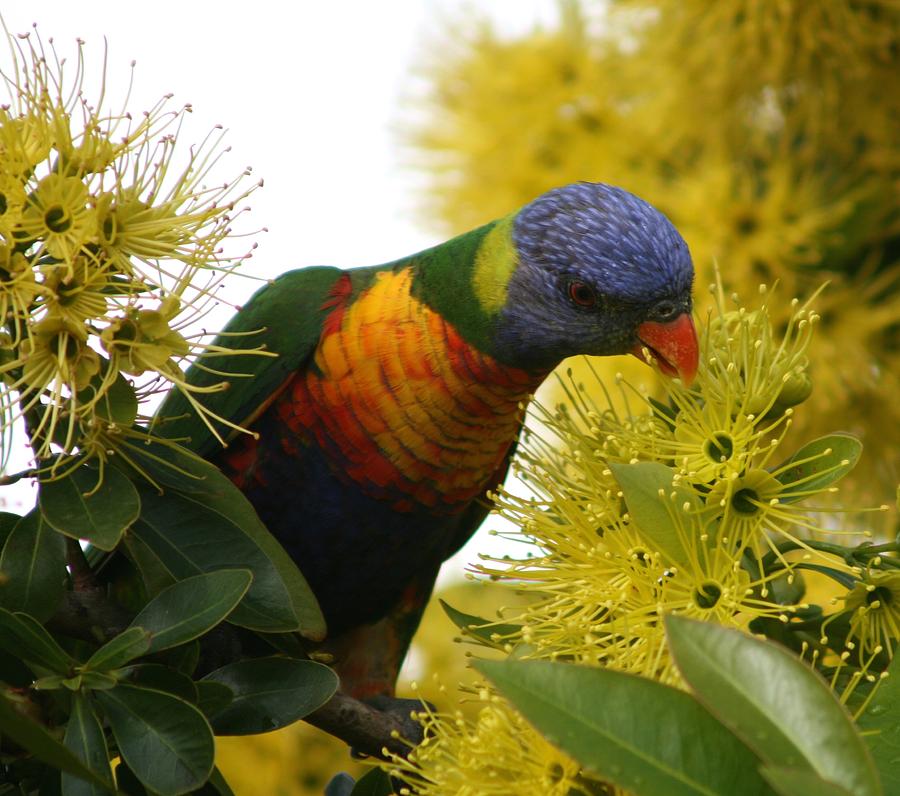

left=857, top=652, right=900, bottom=792
left=0, top=692, right=111, bottom=791
left=39, top=464, right=140, bottom=551
left=122, top=532, right=177, bottom=596
left=96, top=683, right=214, bottom=795
left=475, top=659, right=773, bottom=796
left=129, top=569, right=252, bottom=653
left=665, top=616, right=881, bottom=796
left=440, top=599, right=520, bottom=649
left=197, top=766, right=236, bottom=796
left=202, top=656, right=337, bottom=735
left=194, top=680, right=234, bottom=718
left=127, top=441, right=324, bottom=638
left=0, top=608, right=75, bottom=673
left=62, top=693, right=114, bottom=796
left=82, top=626, right=152, bottom=672
left=348, top=768, right=393, bottom=796
left=0, top=511, right=21, bottom=546
left=608, top=461, right=693, bottom=568
left=121, top=664, right=198, bottom=704
left=77, top=671, right=118, bottom=691
left=93, top=370, right=139, bottom=426
left=773, top=434, right=862, bottom=502
left=163, top=639, right=201, bottom=676
left=761, top=767, right=856, bottom=796
left=0, top=510, right=66, bottom=621
left=132, top=459, right=324, bottom=637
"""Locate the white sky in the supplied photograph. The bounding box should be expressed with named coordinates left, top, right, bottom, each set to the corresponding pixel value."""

left=1, top=2, right=558, bottom=576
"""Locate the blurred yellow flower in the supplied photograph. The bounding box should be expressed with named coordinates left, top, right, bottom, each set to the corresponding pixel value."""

left=389, top=693, right=583, bottom=796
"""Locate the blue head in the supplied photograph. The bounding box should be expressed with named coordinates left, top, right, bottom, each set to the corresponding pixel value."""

left=494, top=182, right=697, bottom=379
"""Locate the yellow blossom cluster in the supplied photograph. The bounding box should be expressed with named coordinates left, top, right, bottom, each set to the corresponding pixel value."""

left=0, top=28, right=259, bottom=474
left=386, top=286, right=898, bottom=793
left=389, top=685, right=583, bottom=796
left=403, top=0, right=900, bottom=499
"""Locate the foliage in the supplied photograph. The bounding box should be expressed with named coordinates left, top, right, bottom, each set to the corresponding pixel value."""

left=382, top=286, right=900, bottom=795
left=0, top=26, right=335, bottom=796
left=403, top=0, right=900, bottom=498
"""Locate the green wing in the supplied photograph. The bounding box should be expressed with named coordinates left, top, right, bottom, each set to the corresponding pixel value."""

left=155, top=266, right=343, bottom=457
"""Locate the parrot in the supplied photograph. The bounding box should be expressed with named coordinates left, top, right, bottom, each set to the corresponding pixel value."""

left=156, top=181, right=699, bottom=702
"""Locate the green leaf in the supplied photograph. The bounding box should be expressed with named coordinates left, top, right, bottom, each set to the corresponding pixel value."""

left=608, top=461, right=694, bottom=568
left=0, top=692, right=111, bottom=792
left=77, top=671, right=118, bottom=691
left=95, top=683, right=214, bottom=795
left=202, top=656, right=337, bottom=735
left=348, top=768, right=393, bottom=796
left=0, top=510, right=66, bottom=621
left=62, top=693, right=114, bottom=796
left=0, top=511, right=21, bottom=546
left=92, top=370, right=139, bottom=426
left=39, top=464, right=140, bottom=551
left=131, top=457, right=324, bottom=637
left=857, top=652, right=900, bottom=792
left=194, top=680, right=233, bottom=719
left=122, top=532, right=177, bottom=596
left=129, top=569, right=252, bottom=653
left=83, top=626, right=152, bottom=672
left=761, top=767, right=856, bottom=796
left=440, top=599, right=520, bottom=649
left=475, top=659, right=773, bottom=796
left=773, top=434, right=862, bottom=502
left=196, top=766, right=236, bottom=796
left=120, top=664, right=198, bottom=704
left=665, top=616, right=881, bottom=796
left=0, top=608, right=75, bottom=673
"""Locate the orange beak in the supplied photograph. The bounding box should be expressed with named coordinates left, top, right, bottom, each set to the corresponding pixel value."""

left=630, top=313, right=699, bottom=385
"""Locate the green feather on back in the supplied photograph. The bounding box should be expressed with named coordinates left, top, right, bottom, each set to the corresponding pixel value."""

left=155, top=216, right=520, bottom=456
left=154, top=266, right=342, bottom=457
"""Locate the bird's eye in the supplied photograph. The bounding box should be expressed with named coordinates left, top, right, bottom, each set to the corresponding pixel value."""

left=653, top=301, right=679, bottom=321
left=568, top=280, right=597, bottom=308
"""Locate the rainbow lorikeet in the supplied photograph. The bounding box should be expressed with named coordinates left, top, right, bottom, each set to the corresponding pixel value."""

left=157, top=182, right=698, bottom=699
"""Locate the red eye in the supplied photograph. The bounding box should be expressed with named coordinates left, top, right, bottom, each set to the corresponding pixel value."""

left=568, top=280, right=596, bottom=307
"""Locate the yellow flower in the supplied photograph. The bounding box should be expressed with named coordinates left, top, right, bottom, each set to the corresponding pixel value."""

left=0, top=109, right=53, bottom=176
left=0, top=317, right=100, bottom=457
left=482, top=478, right=796, bottom=681
left=0, top=173, right=26, bottom=240
left=40, top=259, right=113, bottom=327
left=0, top=26, right=260, bottom=470
left=101, top=304, right=190, bottom=377
left=387, top=693, right=584, bottom=796
left=18, top=317, right=100, bottom=394
left=17, top=174, right=94, bottom=263
left=841, top=569, right=900, bottom=659
left=0, top=246, right=44, bottom=342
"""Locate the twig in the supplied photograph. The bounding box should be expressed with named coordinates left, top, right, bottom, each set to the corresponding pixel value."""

left=306, top=693, right=425, bottom=760
left=66, top=537, right=99, bottom=592
left=0, top=467, right=37, bottom=486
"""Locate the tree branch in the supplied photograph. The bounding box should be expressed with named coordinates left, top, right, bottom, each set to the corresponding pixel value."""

left=306, top=693, right=425, bottom=760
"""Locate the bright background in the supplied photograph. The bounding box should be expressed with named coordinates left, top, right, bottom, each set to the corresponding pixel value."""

left=0, top=2, right=556, bottom=575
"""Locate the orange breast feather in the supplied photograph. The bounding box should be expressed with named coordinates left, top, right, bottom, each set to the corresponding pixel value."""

left=275, top=268, right=542, bottom=513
